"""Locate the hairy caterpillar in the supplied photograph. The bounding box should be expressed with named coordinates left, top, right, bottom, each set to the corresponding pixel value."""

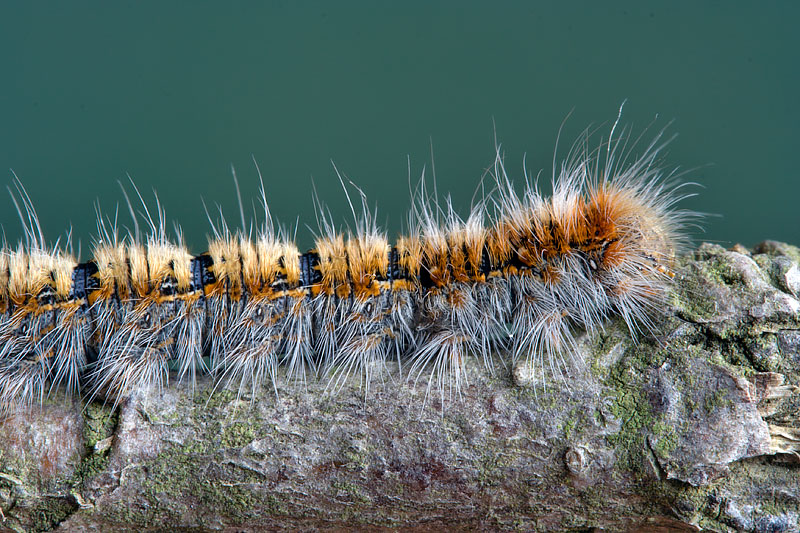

left=0, top=117, right=695, bottom=414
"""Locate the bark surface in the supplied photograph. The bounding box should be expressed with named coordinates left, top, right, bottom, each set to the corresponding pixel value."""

left=1, top=241, right=800, bottom=532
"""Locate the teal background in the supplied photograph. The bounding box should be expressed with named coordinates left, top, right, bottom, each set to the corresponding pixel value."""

left=1, top=2, right=797, bottom=256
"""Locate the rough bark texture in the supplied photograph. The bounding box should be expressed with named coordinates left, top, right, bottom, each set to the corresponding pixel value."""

left=1, top=241, right=800, bottom=532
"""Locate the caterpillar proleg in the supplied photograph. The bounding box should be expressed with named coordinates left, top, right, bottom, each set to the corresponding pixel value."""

left=0, top=117, right=695, bottom=414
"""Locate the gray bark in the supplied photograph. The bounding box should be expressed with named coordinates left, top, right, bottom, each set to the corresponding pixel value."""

left=1, top=241, right=800, bottom=532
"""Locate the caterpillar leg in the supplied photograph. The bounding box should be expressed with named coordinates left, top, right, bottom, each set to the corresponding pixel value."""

left=319, top=286, right=412, bottom=395
left=89, top=301, right=171, bottom=407
left=0, top=316, right=48, bottom=414
left=45, top=304, right=91, bottom=397
left=509, top=276, right=580, bottom=389
left=213, top=296, right=282, bottom=401
left=407, top=282, right=508, bottom=408
left=172, top=296, right=207, bottom=392
left=278, top=294, right=315, bottom=385
left=0, top=305, right=89, bottom=414
left=408, top=329, right=471, bottom=411
left=597, top=243, right=672, bottom=339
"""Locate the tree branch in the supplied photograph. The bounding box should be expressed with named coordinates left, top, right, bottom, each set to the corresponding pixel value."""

left=1, top=241, right=799, bottom=532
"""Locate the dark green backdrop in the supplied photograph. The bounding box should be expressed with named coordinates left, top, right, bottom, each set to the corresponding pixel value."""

left=1, top=2, right=797, bottom=255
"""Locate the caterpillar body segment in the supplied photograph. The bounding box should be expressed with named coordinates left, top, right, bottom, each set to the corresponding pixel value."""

left=0, top=124, right=693, bottom=412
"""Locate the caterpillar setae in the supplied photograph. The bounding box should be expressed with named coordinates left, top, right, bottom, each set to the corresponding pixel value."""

left=0, top=115, right=696, bottom=414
